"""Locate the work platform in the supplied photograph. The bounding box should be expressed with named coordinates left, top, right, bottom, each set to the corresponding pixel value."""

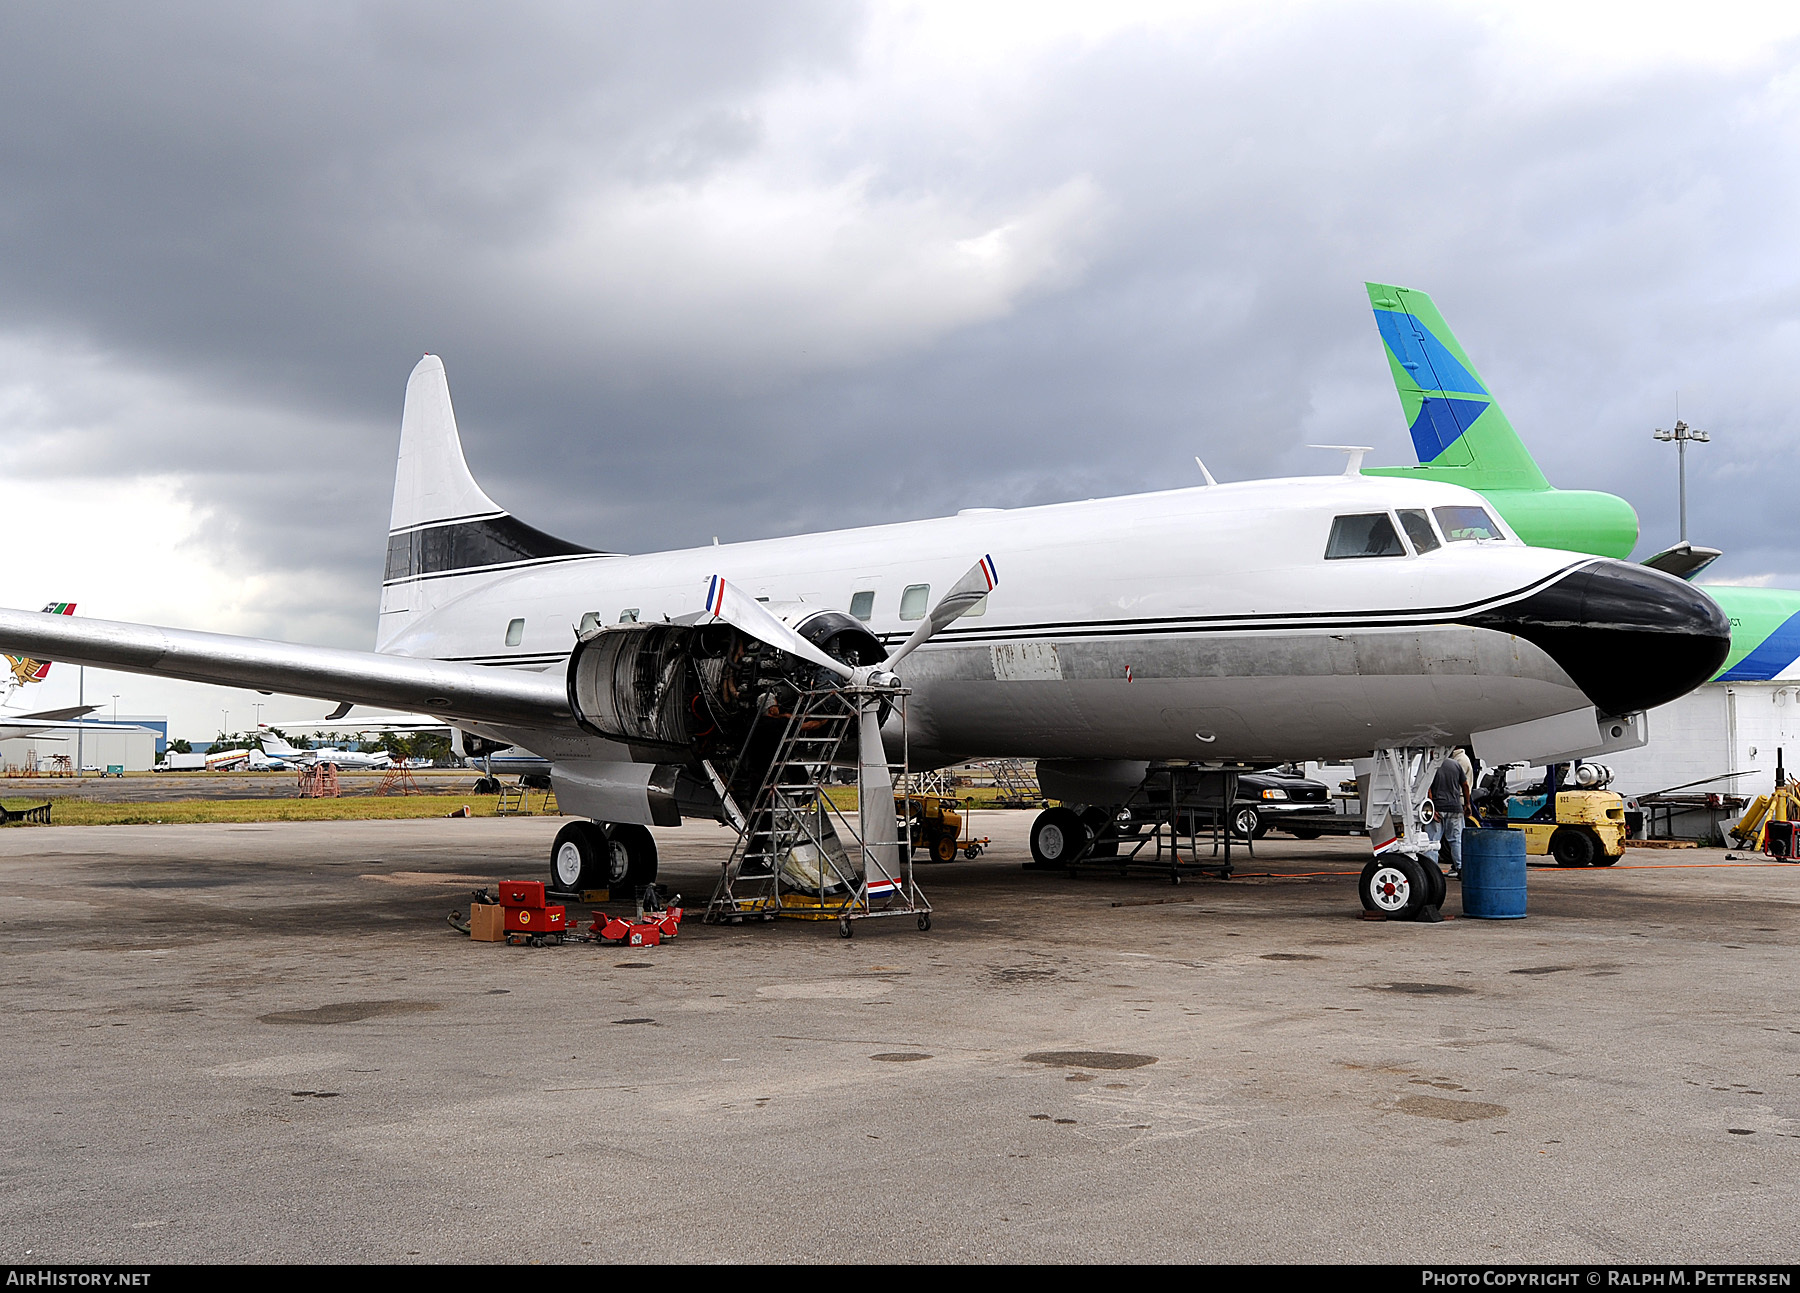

left=705, top=682, right=930, bottom=936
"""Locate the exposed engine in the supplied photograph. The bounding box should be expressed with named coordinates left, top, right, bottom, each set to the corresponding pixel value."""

left=567, top=605, right=886, bottom=808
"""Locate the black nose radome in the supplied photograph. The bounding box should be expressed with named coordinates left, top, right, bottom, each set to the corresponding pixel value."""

left=1463, top=560, right=1731, bottom=715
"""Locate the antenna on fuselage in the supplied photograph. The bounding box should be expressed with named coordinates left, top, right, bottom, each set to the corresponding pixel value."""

left=1310, top=445, right=1374, bottom=477
left=1193, top=456, right=1218, bottom=486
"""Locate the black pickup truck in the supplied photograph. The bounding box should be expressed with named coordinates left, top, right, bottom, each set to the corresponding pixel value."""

left=1225, top=768, right=1335, bottom=839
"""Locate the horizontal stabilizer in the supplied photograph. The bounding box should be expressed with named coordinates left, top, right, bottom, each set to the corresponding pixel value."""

left=1641, top=543, right=1723, bottom=581
left=0, top=606, right=572, bottom=729
left=11, top=705, right=99, bottom=722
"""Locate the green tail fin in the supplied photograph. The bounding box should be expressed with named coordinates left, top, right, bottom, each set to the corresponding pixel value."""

left=1364, top=281, right=1638, bottom=558
left=1362, top=282, right=1545, bottom=487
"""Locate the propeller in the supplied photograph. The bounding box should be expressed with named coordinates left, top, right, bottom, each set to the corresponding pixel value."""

left=700, top=557, right=999, bottom=882
left=883, top=555, right=998, bottom=671
left=699, top=575, right=853, bottom=679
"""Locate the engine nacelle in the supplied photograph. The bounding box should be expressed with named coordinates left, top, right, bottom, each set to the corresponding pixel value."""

left=565, top=609, right=885, bottom=759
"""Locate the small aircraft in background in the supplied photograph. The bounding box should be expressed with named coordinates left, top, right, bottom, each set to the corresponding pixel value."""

left=255, top=728, right=392, bottom=770
left=194, top=746, right=290, bottom=773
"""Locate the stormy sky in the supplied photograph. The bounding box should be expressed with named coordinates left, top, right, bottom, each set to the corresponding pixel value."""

left=3, top=1, right=1798, bottom=737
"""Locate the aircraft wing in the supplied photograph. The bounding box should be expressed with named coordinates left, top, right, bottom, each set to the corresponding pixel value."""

left=0, top=607, right=573, bottom=729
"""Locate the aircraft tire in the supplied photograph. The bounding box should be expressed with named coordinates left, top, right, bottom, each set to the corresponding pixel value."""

left=1030, top=807, right=1086, bottom=867
left=607, top=823, right=659, bottom=889
left=1359, top=855, right=1427, bottom=920
left=1417, top=856, right=1447, bottom=909
left=1551, top=827, right=1597, bottom=867
left=549, top=821, right=608, bottom=891
left=1080, top=807, right=1119, bottom=856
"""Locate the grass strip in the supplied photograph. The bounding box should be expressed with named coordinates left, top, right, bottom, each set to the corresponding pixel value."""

left=0, top=794, right=543, bottom=826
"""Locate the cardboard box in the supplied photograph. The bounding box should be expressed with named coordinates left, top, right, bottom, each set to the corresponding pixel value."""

left=469, top=903, right=506, bottom=943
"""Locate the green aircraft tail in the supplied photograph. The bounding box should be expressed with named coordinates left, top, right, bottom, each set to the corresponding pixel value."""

left=1362, top=282, right=1639, bottom=558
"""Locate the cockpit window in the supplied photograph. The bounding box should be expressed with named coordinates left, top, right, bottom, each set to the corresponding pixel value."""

left=1432, top=505, right=1504, bottom=542
left=1397, top=509, right=1441, bottom=553
left=1325, top=513, right=1406, bottom=559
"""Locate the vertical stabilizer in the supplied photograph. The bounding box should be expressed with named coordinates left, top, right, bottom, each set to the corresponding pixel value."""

left=390, top=355, right=504, bottom=533
left=377, top=355, right=608, bottom=652
left=1364, top=282, right=1546, bottom=487
left=1363, top=283, right=1638, bottom=558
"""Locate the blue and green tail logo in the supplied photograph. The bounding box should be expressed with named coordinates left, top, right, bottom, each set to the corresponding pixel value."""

left=1363, top=282, right=1637, bottom=559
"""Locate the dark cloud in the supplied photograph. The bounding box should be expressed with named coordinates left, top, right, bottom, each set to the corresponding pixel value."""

left=2, top=0, right=1798, bottom=668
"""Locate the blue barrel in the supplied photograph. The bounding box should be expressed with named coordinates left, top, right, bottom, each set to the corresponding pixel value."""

left=1461, top=827, right=1527, bottom=919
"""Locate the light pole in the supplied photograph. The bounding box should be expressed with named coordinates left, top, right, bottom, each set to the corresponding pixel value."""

left=222, top=709, right=230, bottom=744
left=1653, top=419, right=1710, bottom=543
left=112, top=694, right=119, bottom=724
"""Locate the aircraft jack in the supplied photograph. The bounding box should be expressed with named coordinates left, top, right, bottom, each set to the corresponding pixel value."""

left=704, top=683, right=931, bottom=938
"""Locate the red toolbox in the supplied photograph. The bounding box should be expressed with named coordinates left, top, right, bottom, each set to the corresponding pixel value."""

left=594, top=908, right=679, bottom=946
left=505, top=904, right=565, bottom=933
left=498, top=880, right=547, bottom=909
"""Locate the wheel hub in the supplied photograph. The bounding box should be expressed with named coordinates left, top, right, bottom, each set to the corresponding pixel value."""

left=555, top=840, right=584, bottom=887
left=607, top=839, right=631, bottom=884
left=1369, top=865, right=1411, bottom=912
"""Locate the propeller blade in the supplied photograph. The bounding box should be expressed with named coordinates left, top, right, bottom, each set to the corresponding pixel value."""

left=857, top=700, right=902, bottom=878
left=884, top=555, right=998, bottom=670
left=701, top=576, right=854, bottom=679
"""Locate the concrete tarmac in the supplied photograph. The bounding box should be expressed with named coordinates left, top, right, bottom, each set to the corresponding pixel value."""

left=0, top=814, right=1795, bottom=1264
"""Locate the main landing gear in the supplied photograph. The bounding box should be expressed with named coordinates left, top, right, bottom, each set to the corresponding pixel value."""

left=1358, top=746, right=1450, bottom=923
left=550, top=820, right=659, bottom=893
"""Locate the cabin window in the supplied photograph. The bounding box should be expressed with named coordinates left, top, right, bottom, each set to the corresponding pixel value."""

left=1397, top=509, right=1441, bottom=554
left=964, top=595, right=987, bottom=617
left=1324, top=513, right=1405, bottom=560
left=578, top=612, right=600, bottom=634
left=505, top=617, right=525, bottom=646
left=1433, top=505, right=1503, bottom=543
left=618, top=608, right=640, bottom=623
left=849, top=590, right=875, bottom=621
left=899, top=584, right=930, bottom=620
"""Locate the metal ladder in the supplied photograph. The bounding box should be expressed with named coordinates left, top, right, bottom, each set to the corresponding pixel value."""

left=708, top=689, right=859, bottom=919
left=705, top=684, right=931, bottom=935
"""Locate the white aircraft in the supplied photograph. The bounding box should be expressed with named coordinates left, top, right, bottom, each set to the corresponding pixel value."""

left=256, top=729, right=392, bottom=770
left=196, top=746, right=290, bottom=772
left=0, top=354, right=1728, bottom=919
left=0, top=704, right=101, bottom=742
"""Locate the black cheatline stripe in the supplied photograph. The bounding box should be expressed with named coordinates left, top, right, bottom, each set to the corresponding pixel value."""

left=382, top=551, right=613, bottom=588
left=383, top=513, right=617, bottom=582
left=871, top=564, right=1593, bottom=644
left=413, top=564, right=1596, bottom=658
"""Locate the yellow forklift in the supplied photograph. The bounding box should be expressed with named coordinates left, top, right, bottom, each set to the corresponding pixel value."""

left=895, top=791, right=987, bottom=862
left=1479, top=760, right=1627, bottom=866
